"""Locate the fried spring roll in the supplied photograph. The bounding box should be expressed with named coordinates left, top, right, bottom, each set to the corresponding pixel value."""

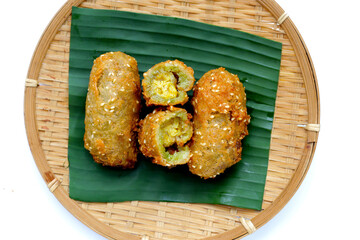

left=138, top=106, right=193, bottom=167
left=188, top=68, right=250, bottom=179
left=84, top=51, right=141, bottom=168
left=142, top=60, right=195, bottom=106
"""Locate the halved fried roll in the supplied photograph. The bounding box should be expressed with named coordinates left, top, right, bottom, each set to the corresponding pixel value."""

left=138, top=106, right=193, bottom=167
left=84, top=51, right=141, bottom=168
left=188, top=68, right=250, bottom=179
left=142, top=60, right=195, bottom=106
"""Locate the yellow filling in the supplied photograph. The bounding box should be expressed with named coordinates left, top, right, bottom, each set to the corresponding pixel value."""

left=162, top=118, right=181, bottom=147
left=152, top=72, right=178, bottom=99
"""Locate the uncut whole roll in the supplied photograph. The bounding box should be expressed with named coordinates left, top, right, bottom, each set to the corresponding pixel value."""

left=142, top=60, right=195, bottom=106
left=189, top=68, right=250, bottom=179
left=138, top=106, right=193, bottom=167
left=84, top=51, right=141, bottom=168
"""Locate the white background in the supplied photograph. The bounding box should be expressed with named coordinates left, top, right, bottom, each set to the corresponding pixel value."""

left=1, top=0, right=359, bottom=239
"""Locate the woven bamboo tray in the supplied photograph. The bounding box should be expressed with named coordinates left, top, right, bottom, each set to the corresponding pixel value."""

left=24, top=0, right=320, bottom=239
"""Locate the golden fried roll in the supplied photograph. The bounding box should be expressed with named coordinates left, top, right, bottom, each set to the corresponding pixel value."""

left=84, top=51, right=141, bottom=168
left=138, top=106, right=193, bottom=167
left=142, top=60, right=195, bottom=106
left=188, top=68, right=250, bottom=179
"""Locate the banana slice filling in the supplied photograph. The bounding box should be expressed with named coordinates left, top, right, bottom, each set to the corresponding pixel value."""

left=142, top=60, right=195, bottom=106
left=138, top=107, right=193, bottom=167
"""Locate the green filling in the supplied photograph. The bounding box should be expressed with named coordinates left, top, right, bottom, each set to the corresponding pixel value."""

left=163, top=146, right=190, bottom=163
left=158, top=115, right=192, bottom=163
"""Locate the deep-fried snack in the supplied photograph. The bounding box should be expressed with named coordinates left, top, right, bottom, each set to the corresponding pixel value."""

left=138, top=106, right=193, bottom=167
left=188, top=68, right=250, bottom=179
left=142, top=60, right=195, bottom=106
left=84, top=51, right=141, bottom=168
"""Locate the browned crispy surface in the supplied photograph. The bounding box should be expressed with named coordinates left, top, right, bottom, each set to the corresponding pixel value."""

left=83, top=51, right=141, bottom=168
left=188, top=68, right=250, bottom=179
left=138, top=106, right=193, bottom=167
left=142, top=60, right=195, bottom=106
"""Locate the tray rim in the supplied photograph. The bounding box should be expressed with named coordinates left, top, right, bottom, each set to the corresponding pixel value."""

left=24, top=0, right=320, bottom=239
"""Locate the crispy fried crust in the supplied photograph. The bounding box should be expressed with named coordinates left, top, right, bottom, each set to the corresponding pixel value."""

left=142, top=60, right=195, bottom=106
left=188, top=68, right=250, bottom=179
left=84, top=51, right=141, bottom=168
left=138, top=106, right=193, bottom=167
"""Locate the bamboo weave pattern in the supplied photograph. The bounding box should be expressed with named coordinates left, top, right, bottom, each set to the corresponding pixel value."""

left=32, top=0, right=311, bottom=239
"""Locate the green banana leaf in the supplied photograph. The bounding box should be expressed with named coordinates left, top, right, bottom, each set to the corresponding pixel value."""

left=68, top=7, right=282, bottom=210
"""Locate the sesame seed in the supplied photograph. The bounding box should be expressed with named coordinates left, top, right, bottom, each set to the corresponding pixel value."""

left=110, top=106, right=115, bottom=109
left=210, top=115, right=214, bottom=119
left=129, top=138, right=132, bottom=142
left=200, top=142, right=206, bottom=146
left=225, top=105, right=230, bottom=109
left=199, top=166, right=202, bottom=169
left=223, top=127, right=227, bottom=131
left=100, top=103, right=105, bottom=106
left=144, top=140, right=146, bottom=144
left=109, top=109, right=114, bottom=113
